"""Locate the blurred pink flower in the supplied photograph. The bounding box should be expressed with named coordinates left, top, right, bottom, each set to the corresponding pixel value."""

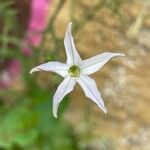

left=22, top=0, right=50, bottom=56
left=22, top=46, right=33, bottom=56
left=0, top=59, right=21, bottom=89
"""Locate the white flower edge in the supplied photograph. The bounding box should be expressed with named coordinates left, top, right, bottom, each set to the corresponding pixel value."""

left=30, top=61, right=68, bottom=77
left=80, top=52, right=125, bottom=75
left=30, top=22, right=125, bottom=118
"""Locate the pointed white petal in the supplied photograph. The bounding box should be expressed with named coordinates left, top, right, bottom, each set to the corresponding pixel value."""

left=81, top=52, right=125, bottom=75
left=53, top=77, right=76, bottom=118
left=77, top=76, right=107, bottom=113
left=64, top=22, right=82, bottom=65
left=30, top=61, right=68, bottom=77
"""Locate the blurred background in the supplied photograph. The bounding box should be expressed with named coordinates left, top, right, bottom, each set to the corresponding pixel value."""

left=0, top=0, right=150, bottom=149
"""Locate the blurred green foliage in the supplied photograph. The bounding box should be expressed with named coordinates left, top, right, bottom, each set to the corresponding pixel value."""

left=0, top=0, right=21, bottom=60
left=0, top=83, right=78, bottom=150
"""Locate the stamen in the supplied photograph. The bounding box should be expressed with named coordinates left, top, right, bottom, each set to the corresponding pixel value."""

left=68, top=65, right=80, bottom=77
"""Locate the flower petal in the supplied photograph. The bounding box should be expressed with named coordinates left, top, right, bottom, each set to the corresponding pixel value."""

left=64, top=22, right=82, bottom=65
left=77, top=75, right=107, bottom=113
left=81, top=52, right=125, bottom=75
left=53, top=77, right=76, bottom=118
left=30, top=61, right=68, bottom=77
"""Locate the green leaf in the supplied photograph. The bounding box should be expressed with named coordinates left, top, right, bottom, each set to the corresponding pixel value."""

left=0, top=106, right=38, bottom=148
left=0, top=1, right=14, bottom=11
left=0, top=86, right=78, bottom=150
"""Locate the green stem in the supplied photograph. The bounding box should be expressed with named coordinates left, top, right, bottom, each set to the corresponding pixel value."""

left=74, top=1, right=105, bottom=33
left=47, top=0, right=67, bottom=30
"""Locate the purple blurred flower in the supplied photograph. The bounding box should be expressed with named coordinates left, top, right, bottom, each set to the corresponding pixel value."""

left=0, top=59, right=21, bottom=89
left=22, top=0, right=50, bottom=56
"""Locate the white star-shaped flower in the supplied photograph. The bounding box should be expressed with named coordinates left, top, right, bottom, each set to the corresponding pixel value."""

left=30, top=22, right=124, bottom=118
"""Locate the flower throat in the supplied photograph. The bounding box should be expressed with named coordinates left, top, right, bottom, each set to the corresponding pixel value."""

left=68, top=65, right=80, bottom=77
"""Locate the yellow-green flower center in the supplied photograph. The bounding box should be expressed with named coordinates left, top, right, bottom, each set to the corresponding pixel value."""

left=68, top=65, right=80, bottom=77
